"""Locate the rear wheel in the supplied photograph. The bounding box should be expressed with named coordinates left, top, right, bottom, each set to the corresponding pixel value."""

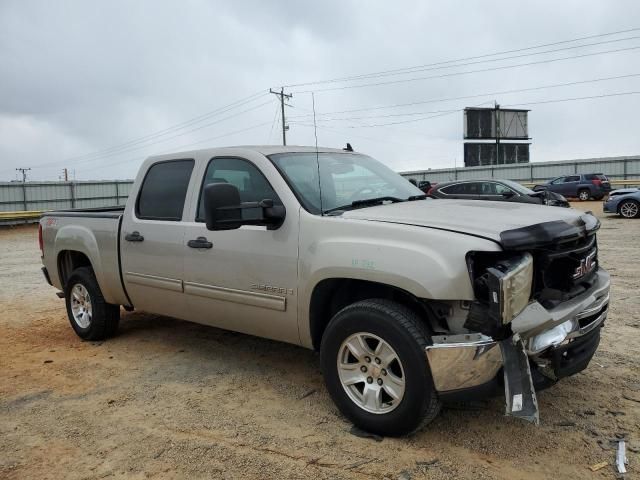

left=65, top=267, right=120, bottom=340
left=619, top=199, right=640, bottom=218
left=578, top=189, right=591, bottom=201
left=320, top=299, right=441, bottom=436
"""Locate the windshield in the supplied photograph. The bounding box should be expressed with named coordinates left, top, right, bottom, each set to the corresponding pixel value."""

left=269, top=152, right=423, bottom=214
left=501, top=179, right=534, bottom=195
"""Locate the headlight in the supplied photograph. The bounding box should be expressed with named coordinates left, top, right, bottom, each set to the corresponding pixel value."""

left=486, top=253, right=533, bottom=324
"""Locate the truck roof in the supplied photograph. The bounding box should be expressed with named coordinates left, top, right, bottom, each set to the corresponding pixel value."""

left=146, top=145, right=352, bottom=162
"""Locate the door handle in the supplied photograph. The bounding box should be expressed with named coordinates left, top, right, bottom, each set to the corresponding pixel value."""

left=125, top=231, right=144, bottom=242
left=187, top=236, right=213, bottom=249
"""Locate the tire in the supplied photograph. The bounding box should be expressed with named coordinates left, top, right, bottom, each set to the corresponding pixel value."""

left=65, top=266, right=120, bottom=340
left=619, top=199, right=640, bottom=218
left=578, top=189, right=591, bottom=201
left=320, top=299, right=441, bottom=436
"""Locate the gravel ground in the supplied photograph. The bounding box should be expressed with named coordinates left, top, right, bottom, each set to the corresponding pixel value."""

left=0, top=202, right=638, bottom=479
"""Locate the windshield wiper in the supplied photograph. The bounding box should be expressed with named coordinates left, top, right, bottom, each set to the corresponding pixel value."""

left=323, top=196, right=405, bottom=215
left=408, top=194, right=427, bottom=201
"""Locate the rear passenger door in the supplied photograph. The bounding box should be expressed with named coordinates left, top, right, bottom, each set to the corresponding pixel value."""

left=120, top=159, right=196, bottom=320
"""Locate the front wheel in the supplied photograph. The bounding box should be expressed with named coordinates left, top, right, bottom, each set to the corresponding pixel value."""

left=320, top=299, right=441, bottom=436
left=65, top=266, right=120, bottom=340
left=619, top=199, right=640, bottom=218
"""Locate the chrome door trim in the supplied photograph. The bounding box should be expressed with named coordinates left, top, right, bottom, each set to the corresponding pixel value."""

left=125, top=272, right=183, bottom=292
left=184, top=281, right=286, bottom=311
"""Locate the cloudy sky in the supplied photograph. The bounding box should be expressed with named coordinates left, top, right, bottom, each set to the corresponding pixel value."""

left=1, top=0, right=640, bottom=181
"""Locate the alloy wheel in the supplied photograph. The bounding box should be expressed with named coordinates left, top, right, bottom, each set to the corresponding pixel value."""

left=337, top=332, right=405, bottom=414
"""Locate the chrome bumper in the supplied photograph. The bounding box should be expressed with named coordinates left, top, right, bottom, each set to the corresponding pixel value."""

left=425, top=269, right=610, bottom=393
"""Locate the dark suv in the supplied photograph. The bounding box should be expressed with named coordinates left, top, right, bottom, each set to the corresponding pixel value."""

left=533, top=173, right=611, bottom=201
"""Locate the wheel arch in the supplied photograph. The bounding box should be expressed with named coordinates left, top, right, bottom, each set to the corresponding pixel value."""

left=307, top=277, right=445, bottom=351
left=57, top=250, right=93, bottom=287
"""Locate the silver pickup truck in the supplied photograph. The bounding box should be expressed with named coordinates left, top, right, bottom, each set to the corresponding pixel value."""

left=40, top=146, right=610, bottom=435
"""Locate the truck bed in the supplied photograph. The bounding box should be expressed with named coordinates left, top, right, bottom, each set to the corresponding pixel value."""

left=41, top=205, right=125, bottom=218
left=40, top=206, right=130, bottom=307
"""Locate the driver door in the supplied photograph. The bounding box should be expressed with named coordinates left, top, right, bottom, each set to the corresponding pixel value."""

left=182, top=156, right=300, bottom=344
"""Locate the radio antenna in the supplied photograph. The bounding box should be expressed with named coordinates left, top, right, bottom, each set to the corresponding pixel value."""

left=312, top=91, right=324, bottom=215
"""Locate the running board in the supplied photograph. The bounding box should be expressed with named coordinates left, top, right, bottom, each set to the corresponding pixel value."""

left=500, top=334, right=539, bottom=425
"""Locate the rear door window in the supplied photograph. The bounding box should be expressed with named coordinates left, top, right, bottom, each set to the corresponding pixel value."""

left=136, top=160, right=194, bottom=220
left=564, top=175, right=580, bottom=182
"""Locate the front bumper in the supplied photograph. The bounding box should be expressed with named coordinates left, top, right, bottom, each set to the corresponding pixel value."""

left=603, top=199, right=618, bottom=213
left=425, top=269, right=610, bottom=395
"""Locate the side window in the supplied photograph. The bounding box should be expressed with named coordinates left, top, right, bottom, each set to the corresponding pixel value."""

left=493, top=183, right=514, bottom=195
left=479, top=182, right=497, bottom=195
left=136, top=159, right=194, bottom=221
left=441, top=184, right=461, bottom=194
left=463, top=183, right=480, bottom=194
left=565, top=175, right=580, bottom=182
left=550, top=177, right=565, bottom=185
left=197, top=157, right=281, bottom=221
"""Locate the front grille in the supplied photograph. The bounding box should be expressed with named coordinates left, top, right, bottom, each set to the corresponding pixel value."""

left=532, top=234, right=599, bottom=307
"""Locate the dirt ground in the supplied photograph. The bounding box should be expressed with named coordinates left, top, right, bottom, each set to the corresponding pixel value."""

left=0, top=201, right=638, bottom=479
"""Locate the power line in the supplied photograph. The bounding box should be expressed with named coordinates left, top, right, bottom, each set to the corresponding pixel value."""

left=283, top=27, right=640, bottom=88
left=10, top=98, right=273, bottom=174
left=267, top=100, right=280, bottom=143
left=292, top=44, right=640, bottom=93
left=65, top=90, right=268, bottom=163
left=288, top=72, right=640, bottom=118
left=297, top=90, right=640, bottom=128
left=75, top=120, right=273, bottom=175
left=503, top=90, right=640, bottom=107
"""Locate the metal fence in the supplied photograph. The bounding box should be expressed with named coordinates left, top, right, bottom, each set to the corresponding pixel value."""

left=1, top=154, right=640, bottom=216
left=400, top=155, right=640, bottom=185
left=0, top=180, right=134, bottom=212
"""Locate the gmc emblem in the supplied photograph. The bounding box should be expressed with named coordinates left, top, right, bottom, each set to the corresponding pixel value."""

left=572, top=249, right=597, bottom=280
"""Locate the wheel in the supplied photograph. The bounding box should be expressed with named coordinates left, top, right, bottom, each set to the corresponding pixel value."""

left=65, top=266, right=120, bottom=340
left=619, top=199, right=640, bottom=218
left=578, top=189, right=591, bottom=201
left=320, top=299, right=441, bottom=436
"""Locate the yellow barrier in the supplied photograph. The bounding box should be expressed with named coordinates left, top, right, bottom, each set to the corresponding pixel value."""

left=0, top=210, right=43, bottom=220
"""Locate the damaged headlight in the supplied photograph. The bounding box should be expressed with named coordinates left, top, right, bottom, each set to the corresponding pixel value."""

left=466, top=252, right=534, bottom=338
left=487, top=253, right=534, bottom=323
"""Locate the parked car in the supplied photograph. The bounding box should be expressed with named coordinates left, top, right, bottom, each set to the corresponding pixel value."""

left=603, top=188, right=640, bottom=218
left=533, top=173, right=611, bottom=201
left=429, top=179, right=569, bottom=207
left=39, top=146, right=609, bottom=435
left=418, top=180, right=435, bottom=194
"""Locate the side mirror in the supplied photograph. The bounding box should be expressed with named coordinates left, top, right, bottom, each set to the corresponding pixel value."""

left=502, top=191, right=516, bottom=198
left=203, top=183, right=286, bottom=231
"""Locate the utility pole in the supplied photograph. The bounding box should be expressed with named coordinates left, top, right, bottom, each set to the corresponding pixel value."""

left=63, top=168, right=69, bottom=181
left=270, top=87, right=292, bottom=145
left=494, top=102, right=501, bottom=166
left=16, top=167, right=31, bottom=182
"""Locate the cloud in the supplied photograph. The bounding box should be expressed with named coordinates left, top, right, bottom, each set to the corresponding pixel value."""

left=1, top=0, right=639, bottom=180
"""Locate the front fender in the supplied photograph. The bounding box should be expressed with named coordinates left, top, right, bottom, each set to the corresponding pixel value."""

left=297, top=213, right=501, bottom=347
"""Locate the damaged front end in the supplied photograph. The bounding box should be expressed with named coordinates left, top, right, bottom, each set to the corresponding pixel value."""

left=425, top=214, right=610, bottom=424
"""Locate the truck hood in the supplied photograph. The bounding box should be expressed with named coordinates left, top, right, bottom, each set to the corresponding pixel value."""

left=342, top=199, right=599, bottom=249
